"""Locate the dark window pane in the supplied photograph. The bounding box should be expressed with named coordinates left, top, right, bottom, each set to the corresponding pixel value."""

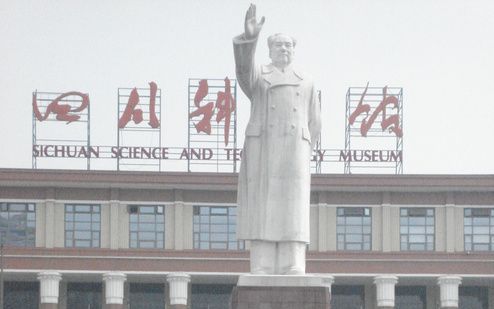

left=459, top=287, right=488, bottom=309
left=67, top=282, right=102, bottom=309
left=330, top=285, right=364, bottom=309
left=130, top=283, right=165, bottom=309
left=4, top=281, right=39, bottom=309
left=191, top=285, right=234, bottom=309
left=395, top=286, right=426, bottom=309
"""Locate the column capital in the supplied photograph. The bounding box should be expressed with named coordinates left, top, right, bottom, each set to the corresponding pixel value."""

left=103, top=271, right=126, bottom=282
left=167, top=273, right=191, bottom=305
left=166, top=272, right=191, bottom=282
left=319, top=275, right=334, bottom=293
left=437, top=276, right=462, bottom=285
left=103, top=272, right=126, bottom=304
left=374, top=275, right=398, bottom=285
left=37, top=271, right=62, bottom=281
left=37, top=271, right=62, bottom=304
left=374, top=275, right=398, bottom=308
left=438, top=276, right=462, bottom=308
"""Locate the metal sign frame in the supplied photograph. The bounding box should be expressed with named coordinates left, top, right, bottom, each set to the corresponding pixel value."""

left=344, top=85, right=403, bottom=174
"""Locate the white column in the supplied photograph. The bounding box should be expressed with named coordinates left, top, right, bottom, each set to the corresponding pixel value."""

left=438, top=276, right=462, bottom=308
left=38, top=271, right=62, bottom=304
left=166, top=273, right=191, bottom=305
left=103, top=272, right=126, bottom=304
left=374, top=275, right=398, bottom=308
left=109, top=200, right=120, bottom=249
left=381, top=206, right=392, bottom=252
left=174, top=202, right=184, bottom=250
left=44, top=199, right=55, bottom=248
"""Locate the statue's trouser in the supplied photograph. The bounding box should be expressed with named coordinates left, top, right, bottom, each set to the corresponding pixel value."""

left=250, top=240, right=306, bottom=275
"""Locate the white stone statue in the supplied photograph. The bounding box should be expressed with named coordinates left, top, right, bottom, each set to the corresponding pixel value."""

left=234, top=4, right=321, bottom=275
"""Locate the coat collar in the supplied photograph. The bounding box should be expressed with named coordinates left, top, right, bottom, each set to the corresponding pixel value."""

left=261, top=64, right=303, bottom=87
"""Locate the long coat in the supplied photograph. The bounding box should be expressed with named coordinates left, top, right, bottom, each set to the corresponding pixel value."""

left=233, top=34, right=321, bottom=243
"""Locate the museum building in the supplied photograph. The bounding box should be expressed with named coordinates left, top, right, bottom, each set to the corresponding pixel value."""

left=0, top=168, right=493, bottom=309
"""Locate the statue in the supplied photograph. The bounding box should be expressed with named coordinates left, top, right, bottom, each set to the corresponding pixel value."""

left=233, top=4, right=321, bottom=275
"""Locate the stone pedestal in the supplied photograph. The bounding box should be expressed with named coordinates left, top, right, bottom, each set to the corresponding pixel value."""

left=231, top=275, right=333, bottom=309
left=105, top=305, right=125, bottom=309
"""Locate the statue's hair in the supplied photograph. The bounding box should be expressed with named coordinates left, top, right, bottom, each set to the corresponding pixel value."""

left=267, top=33, right=297, bottom=49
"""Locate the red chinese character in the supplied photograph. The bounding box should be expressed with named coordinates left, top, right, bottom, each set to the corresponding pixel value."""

left=189, top=78, right=236, bottom=146
left=349, top=83, right=403, bottom=137
left=189, top=79, right=216, bottom=135
left=215, top=78, right=236, bottom=146
left=118, top=82, right=160, bottom=129
left=32, top=91, right=89, bottom=123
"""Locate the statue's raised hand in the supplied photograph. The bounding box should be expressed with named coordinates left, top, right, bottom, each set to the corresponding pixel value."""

left=244, top=4, right=265, bottom=39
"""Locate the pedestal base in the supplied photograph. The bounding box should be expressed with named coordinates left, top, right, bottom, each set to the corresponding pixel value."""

left=231, top=275, right=332, bottom=309
left=231, top=286, right=330, bottom=309
left=105, top=304, right=124, bottom=309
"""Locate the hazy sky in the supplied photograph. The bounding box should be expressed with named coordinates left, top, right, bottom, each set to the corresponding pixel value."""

left=1, top=0, right=493, bottom=174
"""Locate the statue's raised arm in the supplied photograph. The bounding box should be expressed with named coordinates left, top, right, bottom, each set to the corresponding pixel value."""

left=233, top=4, right=264, bottom=99
left=244, top=4, right=265, bottom=39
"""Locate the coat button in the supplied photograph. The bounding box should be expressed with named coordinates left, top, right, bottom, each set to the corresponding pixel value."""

left=271, top=105, right=275, bottom=109
left=296, top=92, right=300, bottom=96
left=293, top=107, right=297, bottom=112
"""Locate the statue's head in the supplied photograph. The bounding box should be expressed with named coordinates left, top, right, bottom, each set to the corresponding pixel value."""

left=268, top=33, right=296, bottom=68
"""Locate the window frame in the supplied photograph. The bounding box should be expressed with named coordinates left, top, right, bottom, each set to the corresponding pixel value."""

left=400, top=207, right=435, bottom=251
left=128, top=205, right=165, bottom=249
left=464, top=208, right=494, bottom=252
left=193, top=205, right=244, bottom=250
left=336, top=207, right=372, bottom=251
left=64, top=203, right=101, bottom=248
left=0, top=202, right=36, bottom=247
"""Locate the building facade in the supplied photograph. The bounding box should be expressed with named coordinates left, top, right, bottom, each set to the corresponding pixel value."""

left=0, top=168, right=493, bottom=308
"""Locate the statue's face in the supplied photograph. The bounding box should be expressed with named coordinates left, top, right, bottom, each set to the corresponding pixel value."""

left=269, top=35, right=294, bottom=67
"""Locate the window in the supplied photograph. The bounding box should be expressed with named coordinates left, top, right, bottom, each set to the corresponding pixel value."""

left=459, top=286, right=488, bottom=309
left=65, top=204, right=100, bottom=248
left=330, top=285, right=364, bottom=309
left=129, top=205, right=164, bottom=249
left=464, top=208, right=494, bottom=251
left=0, top=202, right=36, bottom=247
left=400, top=208, right=434, bottom=251
left=129, top=283, right=165, bottom=309
left=191, top=284, right=234, bottom=309
left=193, top=206, right=244, bottom=250
left=4, top=281, right=39, bottom=309
left=395, top=286, right=426, bottom=309
left=67, top=282, right=102, bottom=309
left=336, top=207, right=371, bottom=250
